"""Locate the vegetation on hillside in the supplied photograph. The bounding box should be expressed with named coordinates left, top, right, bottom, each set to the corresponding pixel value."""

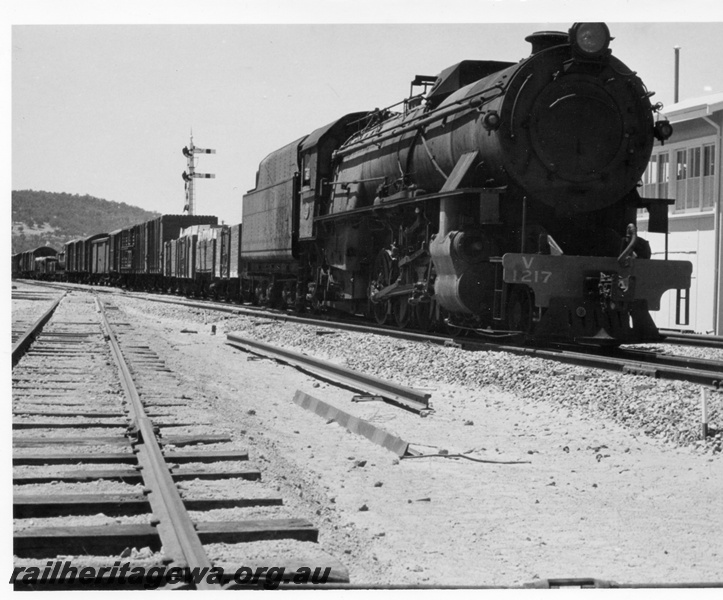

left=12, top=190, right=161, bottom=254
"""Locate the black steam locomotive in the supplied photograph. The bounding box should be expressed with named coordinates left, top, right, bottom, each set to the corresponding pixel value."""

left=15, top=23, right=693, bottom=345
left=243, top=22, right=691, bottom=343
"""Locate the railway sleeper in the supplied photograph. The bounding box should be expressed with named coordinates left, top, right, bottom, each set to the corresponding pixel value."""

left=14, top=518, right=319, bottom=558
left=13, top=468, right=262, bottom=485
left=14, top=493, right=283, bottom=518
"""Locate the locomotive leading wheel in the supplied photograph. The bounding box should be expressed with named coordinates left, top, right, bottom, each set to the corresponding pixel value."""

left=369, top=250, right=393, bottom=325
left=507, top=286, right=534, bottom=333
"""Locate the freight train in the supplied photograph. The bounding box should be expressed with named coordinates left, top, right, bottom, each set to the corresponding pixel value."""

left=13, top=23, right=693, bottom=345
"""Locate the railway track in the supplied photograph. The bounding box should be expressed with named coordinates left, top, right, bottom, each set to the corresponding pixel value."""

left=11, top=284, right=66, bottom=358
left=13, top=282, right=722, bottom=586
left=133, top=293, right=723, bottom=390
left=455, top=340, right=723, bottom=390
left=226, top=333, right=432, bottom=414
left=659, top=330, right=723, bottom=350
left=12, top=291, right=348, bottom=590
left=17, top=280, right=723, bottom=389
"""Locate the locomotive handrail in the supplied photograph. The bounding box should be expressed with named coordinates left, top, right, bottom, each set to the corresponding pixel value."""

left=347, top=92, right=428, bottom=133
left=509, top=73, right=533, bottom=140
left=314, top=187, right=496, bottom=222
left=334, top=83, right=506, bottom=160
left=325, top=176, right=387, bottom=186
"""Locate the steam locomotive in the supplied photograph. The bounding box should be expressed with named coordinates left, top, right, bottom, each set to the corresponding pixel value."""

left=15, top=23, right=693, bottom=345
left=243, top=22, right=691, bottom=343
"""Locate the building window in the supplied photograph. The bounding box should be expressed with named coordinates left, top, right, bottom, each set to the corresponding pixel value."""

left=657, top=153, right=669, bottom=199
left=675, top=149, right=687, bottom=211
left=641, top=153, right=670, bottom=199
left=641, top=143, right=716, bottom=216
left=686, top=147, right=701, bottom=210
left=639, top=152, right=671, bottom=216
left=703, top=144, right=716, bottom=209
left=641, top=157, right=656, bottom=202
left=669, top=143, right=717, bottom=213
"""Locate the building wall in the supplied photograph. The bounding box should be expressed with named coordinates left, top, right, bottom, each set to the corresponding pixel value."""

left=637, top=110, right=722, bottom=334
left=642, top=217, right=716, bottom=332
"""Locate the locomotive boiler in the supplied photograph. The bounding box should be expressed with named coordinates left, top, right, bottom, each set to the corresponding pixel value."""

left=241, top=23, right=692, bottom=343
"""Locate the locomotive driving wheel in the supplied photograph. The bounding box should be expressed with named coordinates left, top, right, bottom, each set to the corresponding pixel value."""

left=369, top=250, right=394, bottom=325
left=507, top=285, right=534, bottom=333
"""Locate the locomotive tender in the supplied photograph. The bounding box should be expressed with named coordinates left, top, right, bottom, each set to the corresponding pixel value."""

left=15, top=23, right=693, bottom=345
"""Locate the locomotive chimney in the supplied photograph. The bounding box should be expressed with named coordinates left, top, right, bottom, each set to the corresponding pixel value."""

left=525, top=31, right=568, bottom=54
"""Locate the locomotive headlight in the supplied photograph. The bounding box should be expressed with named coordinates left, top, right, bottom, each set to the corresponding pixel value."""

left=654, top=120, right=674, bottom=143
left=569, top=22, right=611, bottom=58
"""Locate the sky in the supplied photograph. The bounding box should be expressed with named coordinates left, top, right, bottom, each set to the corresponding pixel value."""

left=8, top=1, right=723, bottom=228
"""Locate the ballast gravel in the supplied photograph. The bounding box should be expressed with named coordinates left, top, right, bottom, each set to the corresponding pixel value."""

left=13, top=289, right=722, bottom=587
left=105, top=295, right=722, bottom=587
left=122, top=299, right=721, bottom=452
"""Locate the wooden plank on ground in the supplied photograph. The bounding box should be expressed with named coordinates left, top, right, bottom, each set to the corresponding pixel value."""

left=12, top=410, right=126, bottom=418
left=14, top=433, right=235, bottom=447
left=13, top=494, right=282, bottom=518
left=13, top=468, right=261, bottom=485
left=13, top=452, right=136, bottom=465
left=162, top=434, right=232, bottom=446
left=172, top=468, right=261, bottom=481
left=13, top=420, right=128, bottom=429
left=14, top=469, right=144, bottom=485
left=14, top=524, right=160, bottom=557
left=292, top=390, right=409, bottom=457
left=195, top=519, right=318, bottom=544
left=14, top=519, right=317, bottom=557
left=13, top=493, right=150, bottom=517
left=13, top=436, right=130, bottom=447
left=164, top=450, right=249, bottom=463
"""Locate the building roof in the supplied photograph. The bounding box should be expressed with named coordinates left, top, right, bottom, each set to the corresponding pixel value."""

left=663, top=92, right=723, bottom=123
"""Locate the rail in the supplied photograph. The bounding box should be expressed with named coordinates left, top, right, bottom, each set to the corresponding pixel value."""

left=660, top=330, right=723, bottom=350
left=12, top=293, right=66, bottom=367
left=460, top=340, right=723, bottom=390
left=23, top=282, right=722, bottom=390
left=226, top=333, right=431, bottom=413
left=125, top=292, right=723, bottom=390
left=96, top=297, right=221, bottom=590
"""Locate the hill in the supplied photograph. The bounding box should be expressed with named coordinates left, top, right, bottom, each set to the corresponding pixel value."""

left=11, top=190, right=161, bottom=254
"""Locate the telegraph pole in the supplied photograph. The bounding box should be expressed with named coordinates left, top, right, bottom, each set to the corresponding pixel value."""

left=182, top=132, right=215, bottom=215
left=674, top=45, right=681, bottom=104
